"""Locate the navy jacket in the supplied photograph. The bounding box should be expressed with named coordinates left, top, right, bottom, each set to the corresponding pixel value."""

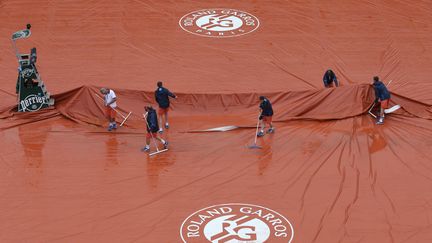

left=373, top=81, right=391, bottom=101
left=146, top=109, right=159, bottom=133
left=260, top=98, right=274, bottom=116
left=323, top=71, right=339, bottom=87
left=155, top=87, right=176, bottom=108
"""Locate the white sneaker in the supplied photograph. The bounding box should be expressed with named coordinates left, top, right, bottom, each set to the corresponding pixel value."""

left=376, top=117, right=384, bottom=125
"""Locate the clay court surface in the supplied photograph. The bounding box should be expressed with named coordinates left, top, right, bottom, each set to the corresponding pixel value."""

left=1, top=1, right=432, bottom=242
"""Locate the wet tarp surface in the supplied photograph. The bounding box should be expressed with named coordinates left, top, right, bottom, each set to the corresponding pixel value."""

left=1, top=1, right=432, bottom=242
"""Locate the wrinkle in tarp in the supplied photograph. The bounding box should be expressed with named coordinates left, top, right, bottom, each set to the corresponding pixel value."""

left=1, top=84, right=431, bottom=131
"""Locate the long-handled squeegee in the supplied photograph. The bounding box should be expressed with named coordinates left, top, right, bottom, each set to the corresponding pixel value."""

left=248, top=114, right=262, bottom=149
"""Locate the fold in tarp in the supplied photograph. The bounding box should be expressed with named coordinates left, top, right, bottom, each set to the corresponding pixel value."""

left=1, top=84, right=430, bottom=131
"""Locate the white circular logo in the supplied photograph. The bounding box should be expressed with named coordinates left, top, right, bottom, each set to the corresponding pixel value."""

left=179, top=9, right=260, bottom=38
left=180, top=203, right=294, bottom=243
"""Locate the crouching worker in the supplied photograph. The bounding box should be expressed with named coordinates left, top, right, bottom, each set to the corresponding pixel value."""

left=142, top=106, right=168, bottom=152
left=257, top=96, right=275, bottom=137
left=323, top=69, right=339, bottom=88
left=372, top=76, right=391, bottom=125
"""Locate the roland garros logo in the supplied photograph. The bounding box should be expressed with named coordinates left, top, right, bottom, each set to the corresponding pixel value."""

left=180, top=203, right=294, bottom=243
left=20, top=94, right=48, bottom=112
left=179, top=9, right=260, bottom=38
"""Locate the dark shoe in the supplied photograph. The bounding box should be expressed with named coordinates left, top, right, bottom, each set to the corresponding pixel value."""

left=163, top=141, right=169, bottom=149
left=267, top=127, right=275, bottom=134
left=165, top=123, right=169, bottom=129
left=141, top=146, right=150, bottom=152
left=257, top=131, right=264, bottom=137
left=112, top=123, right=117, bottom=129
left=107, top=125, right=113, bottom=131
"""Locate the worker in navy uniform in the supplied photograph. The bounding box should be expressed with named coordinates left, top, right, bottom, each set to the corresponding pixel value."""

left=155, top=81, right=177, bottom=133
left=142, top=106, right=168, bottom=152
left=257, top=96, right=275, bottom=137
left=323, top=69, right=339, bottom=88
left=372, top=76, right=391, bottom=125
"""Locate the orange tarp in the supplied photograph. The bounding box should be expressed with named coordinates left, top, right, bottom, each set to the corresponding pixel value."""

left=1, top=1, right=432, bottom=242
